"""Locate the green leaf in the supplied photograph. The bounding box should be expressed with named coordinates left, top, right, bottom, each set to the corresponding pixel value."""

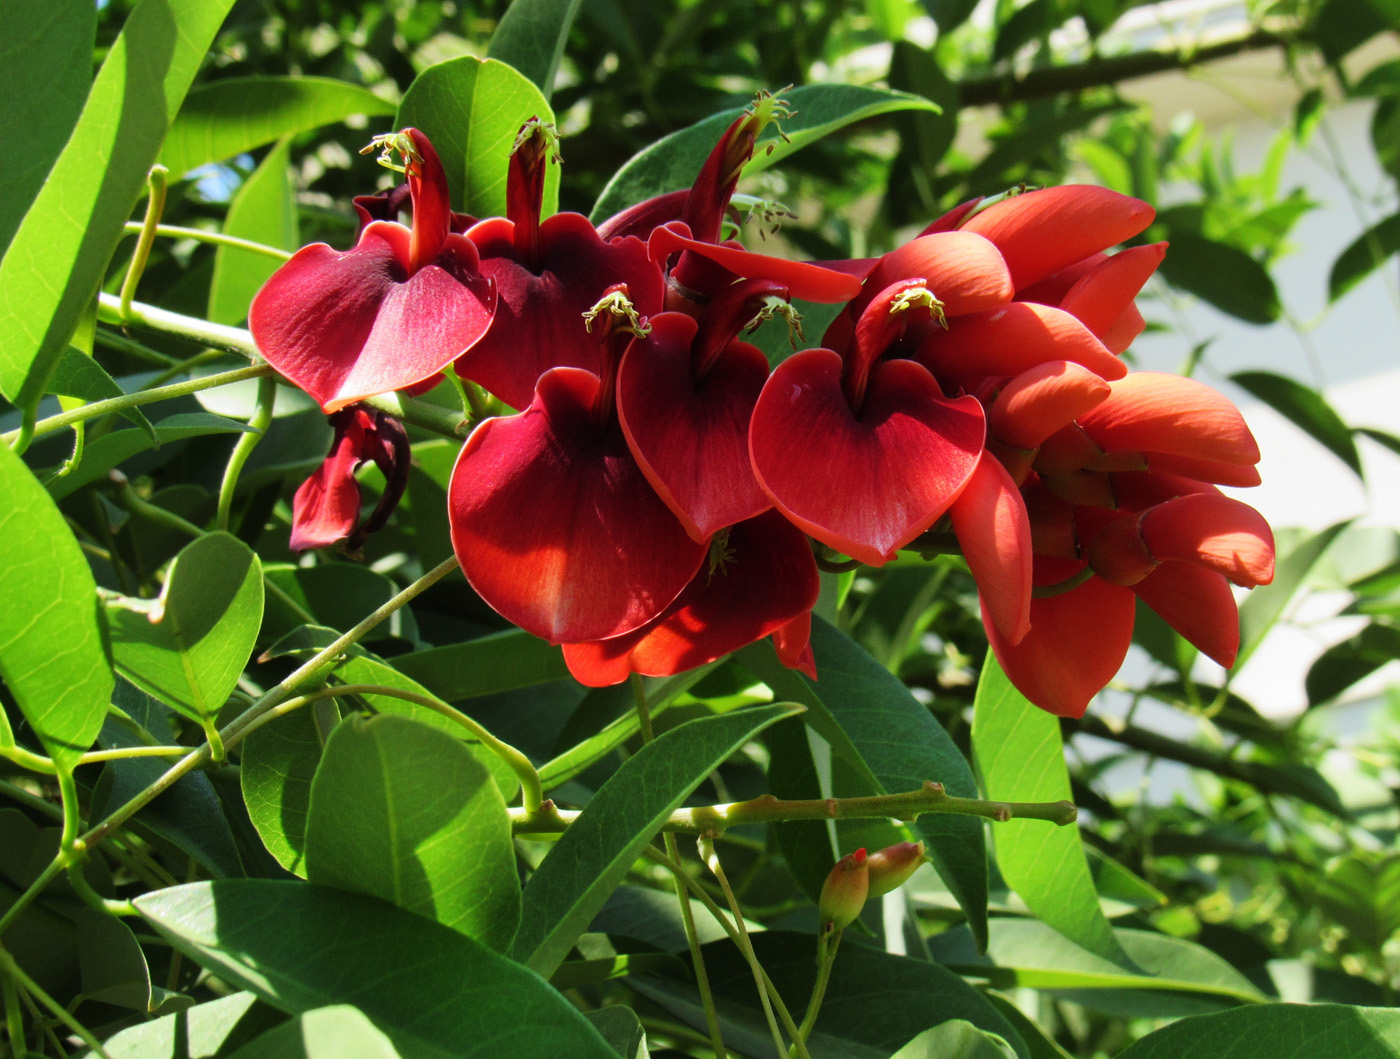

left=305, top=714, right=520, bottom=950
left=486, top=0, right=584, bottom=101
left=0, top=3, right=94, bottom=255
left=1237, top=522, right=1349, bottom=668
left=972, top=654, right=1135, bottom=968
left=160, top=76, right=397, bottom=178
left=1155, top=230, right=1281, bottom=324
left=107, top=532, right=263, bottom=724
left=931, top=919, right=1265, bottom=1014
left=0, top=0, right=236, bottom=417
left=241, top=702, right=321, bottom=876
left=1114, top=1003, right=1400, bottom=1059
left=1329, top=210, right=1400, bottom=303
left=590, top=84, right=941, bottom=223
left=511, top=703, right=800, bottom=977
left=48, top=346, right=157, bottom=439
left=226, top=1005, right=403, bottom=1059
left=739, top=617, right=989, bottom=949
left=893, top=1021, right=1018, bottom=1059
left=393, top=630, right=569, bottom=701
left=96, top=991, right=278, bottom=1059
left=136, top=880, right=621, bottom=1059
left=208, top=137, right=299, bottom=326
left=1306, top=624, right=1400, bottom=705
left=396, top=57, right=558, bottom=219
left=47, top=412, right=258, bottom=500
left=0, top=440, right=112, bottom=772
left=263, top=564, right=420, bottom=645
left=633, top=931, right=1031, bottom=1059
left=584, top=1007, right=649, bottom=1059
left=1231, top=370, right=1361, bottom=478
left=77, top=907, right=184, bottom=1013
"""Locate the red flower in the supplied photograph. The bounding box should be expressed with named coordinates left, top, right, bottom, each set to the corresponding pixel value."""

left=290, top=408, right=410, bottom=554
left=250, top=129, right=496, bottom=412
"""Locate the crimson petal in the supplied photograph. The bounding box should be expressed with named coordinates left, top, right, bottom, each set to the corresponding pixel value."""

left=562, top=510, right=819, bottom=686
left=448, top=367, right=707, bottom=644
left=648, top=224, right=861, bottom=303
left=618, top=313, right=771, bottom=542
left=750, top=351, right=984, bottom=566
left=457, top=213, right=664, bottom=410
left=251, top=222, right=495, bottom=412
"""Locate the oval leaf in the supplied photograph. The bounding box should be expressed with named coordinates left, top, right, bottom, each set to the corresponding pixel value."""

left=107, top=532, right=263, bottom=723
left=1232, top=369, right=1362, bottom=478
left=225, top=1004, right=403, bottom=1059
left=208, top=137, right=299, bottom=326
left=395, top=57, right=558, bottom=219
left=486, top=0, right=584, bottom=101
left=304, top=713, right=521, bottom=950
left=0, top=440, right=112, bottom=772
left=972, top=653, right=1136, bottom=969
left=1115, top=1003, right=1400, bottom=1059
left=135, top=880, right=620, bottom=1059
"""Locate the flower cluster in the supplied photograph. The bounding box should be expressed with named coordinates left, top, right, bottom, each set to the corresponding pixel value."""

left=250, top=98, right=1275, bottom=716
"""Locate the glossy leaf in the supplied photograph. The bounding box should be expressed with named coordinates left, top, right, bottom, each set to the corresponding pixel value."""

left=96, top=991, right=277, bottom=1059
left=395, top=57, right=558, bottom=219
left=77, top=908, right=178, bottom=1013
left=48, top=345, right=157, bottom=438
left=0, top=439, right=112, bottom=772
left=972, top=653, right=1134, bottom=968
left=1155, top=230, right=1281, bottom=324
left=136, top=880, right=620, bottom=1059
left=1329, top=210, right=1400, bottom=302
left=585, top=1007, right=649, bottom=1059
left=633, top=930, right=1030, bottom=1059
left=0, top=0, right=235, bottom=416
left=1237, top=521, right=1349, bottom=668
left=107, top=532, right=263, bottom=724
left=486, top=0, right=584, bottom=100
left=208, top=137, right=299, bottom=325
left=591, top=84, right=941, bottom=223
left=1114, top=1003, right=1400, bottom=1058
left=1306, top=624, right=1400, bottom=705
left=0, top=3, right=94, bottom=254
left=305, top=714, right=521, bottom=949
left=511, top=703, right=800, bottom=977
left=1232, top=369, right=1361, bottom=478
left=241, top=702, right=322, bottom=876
left=739, top=617, right=989, bottom=949
left=160, top=76, right=396, bottom=178
left=393, top=630, right=569, bottom=701
left=225, top=1005, right=403, bottom=1059
left=893, top=1022, right=1018, bottom=1059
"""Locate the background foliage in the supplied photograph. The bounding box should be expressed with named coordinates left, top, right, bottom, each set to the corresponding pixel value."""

left=1, top=0, right=1398, bottom=1056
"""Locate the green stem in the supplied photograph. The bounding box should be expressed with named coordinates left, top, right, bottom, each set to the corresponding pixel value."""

left=235, top=682, right=543, bottom=812
left=700, top=834, right=787, bottom=1059
left=633, top=676, right=728, bottom=1059
left=0, top=947, right=113, bottom=1059
left=794, top=929, right=840, bottom=1047
left=509, top=780, right=1078, bottom=834
left=0, top=779, right=62, bottom=821
left=2, top=362, right=275, bottom=446
left=2, top=971, right=24, bottom=1058
left=122, top=221, right=294, bottom=261
left=360, top=389, right=471, bottom=439
left=79, top=556, right=461, bottom=856
left=96, top=292, right=260, bottom=358
left=112, top=476, right=206, bottom=537
left=0, top=746, right=56, bottom=776
left=118, top=166, right=168, bottom=321
left=94, top=326, right=181, bottom=366
left=217, top=374, right=276, bottom=531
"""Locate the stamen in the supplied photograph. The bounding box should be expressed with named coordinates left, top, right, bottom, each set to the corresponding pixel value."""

left=707, top=528, right=736, bottom=582
left=888, top=282, right=948, bottom=330
left=511, top=117, right=564, bottom=165
left=582, top=289, right=651, bottom=338
left=744, top=295, right=805, bottom=348
left=360, top=132, right=421, bottom=176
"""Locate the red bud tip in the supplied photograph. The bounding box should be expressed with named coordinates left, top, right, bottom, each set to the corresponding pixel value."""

left=818, top=848, right=870, bottom=930
left=866, top=841, right=926, bottom=897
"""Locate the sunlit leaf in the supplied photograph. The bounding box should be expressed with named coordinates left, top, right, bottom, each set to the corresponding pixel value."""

left=1232, top=370, right=1361, bottom=478
left=486, top=0, right=585, bottom=101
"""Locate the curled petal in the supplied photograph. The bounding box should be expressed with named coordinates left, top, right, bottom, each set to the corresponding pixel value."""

left=562, top=511, right=819, bottom=686
left=449, top=368, right=706, bottom=644
left=597, top=189, right=691, bottom=241
left=960, top=185, right=1155, bottom=290
left=649, top=224, right=861, bottom=303
left=1142, top=451, right=1263, bottom=487
left=289, top=413, right=369, bottom=552
left=951, top=453, right=1032, bottom=644
left=618, top=313, right=771, bottom=542
left=750, top=351, right=984, bottom=566
left=920, top=302, right=1127, bottom=385
left=1132, top=563, right=1240, bottom=667
left=1141, top=493, right=1275, bottom=586
left=251, top=222, right=495, bottom=412
left=986, top=559, right=1136, bottom=718
left=458, top=213, right=664, bottom=410
left=1077, top=372, right=1261, bottom=466
left=989, top=361, right=1112, bottom=450
left=1057, top=243, right=1167, bottom=353
left=773, top=610, right=817, bottom=678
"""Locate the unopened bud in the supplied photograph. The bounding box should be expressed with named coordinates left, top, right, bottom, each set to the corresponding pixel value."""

left=818, top=848, right=869, bottom=930
left=865, top=841, right=925, bottom=897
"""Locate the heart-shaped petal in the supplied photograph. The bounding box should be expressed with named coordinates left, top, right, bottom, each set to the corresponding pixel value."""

left=750, top=350, right=985, bottom=565
left=457, top=212, right=664, bottom=410
left=618, top=313, right=771, bottom=542
left=449, top=367, right=706, bottom=644
left=562, top=510, right=819, bottom=685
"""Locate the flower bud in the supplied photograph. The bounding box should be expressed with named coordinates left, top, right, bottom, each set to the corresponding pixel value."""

left=865, top=841, right=926, bottom=897
left=818, top=848, right=869, bottom=929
